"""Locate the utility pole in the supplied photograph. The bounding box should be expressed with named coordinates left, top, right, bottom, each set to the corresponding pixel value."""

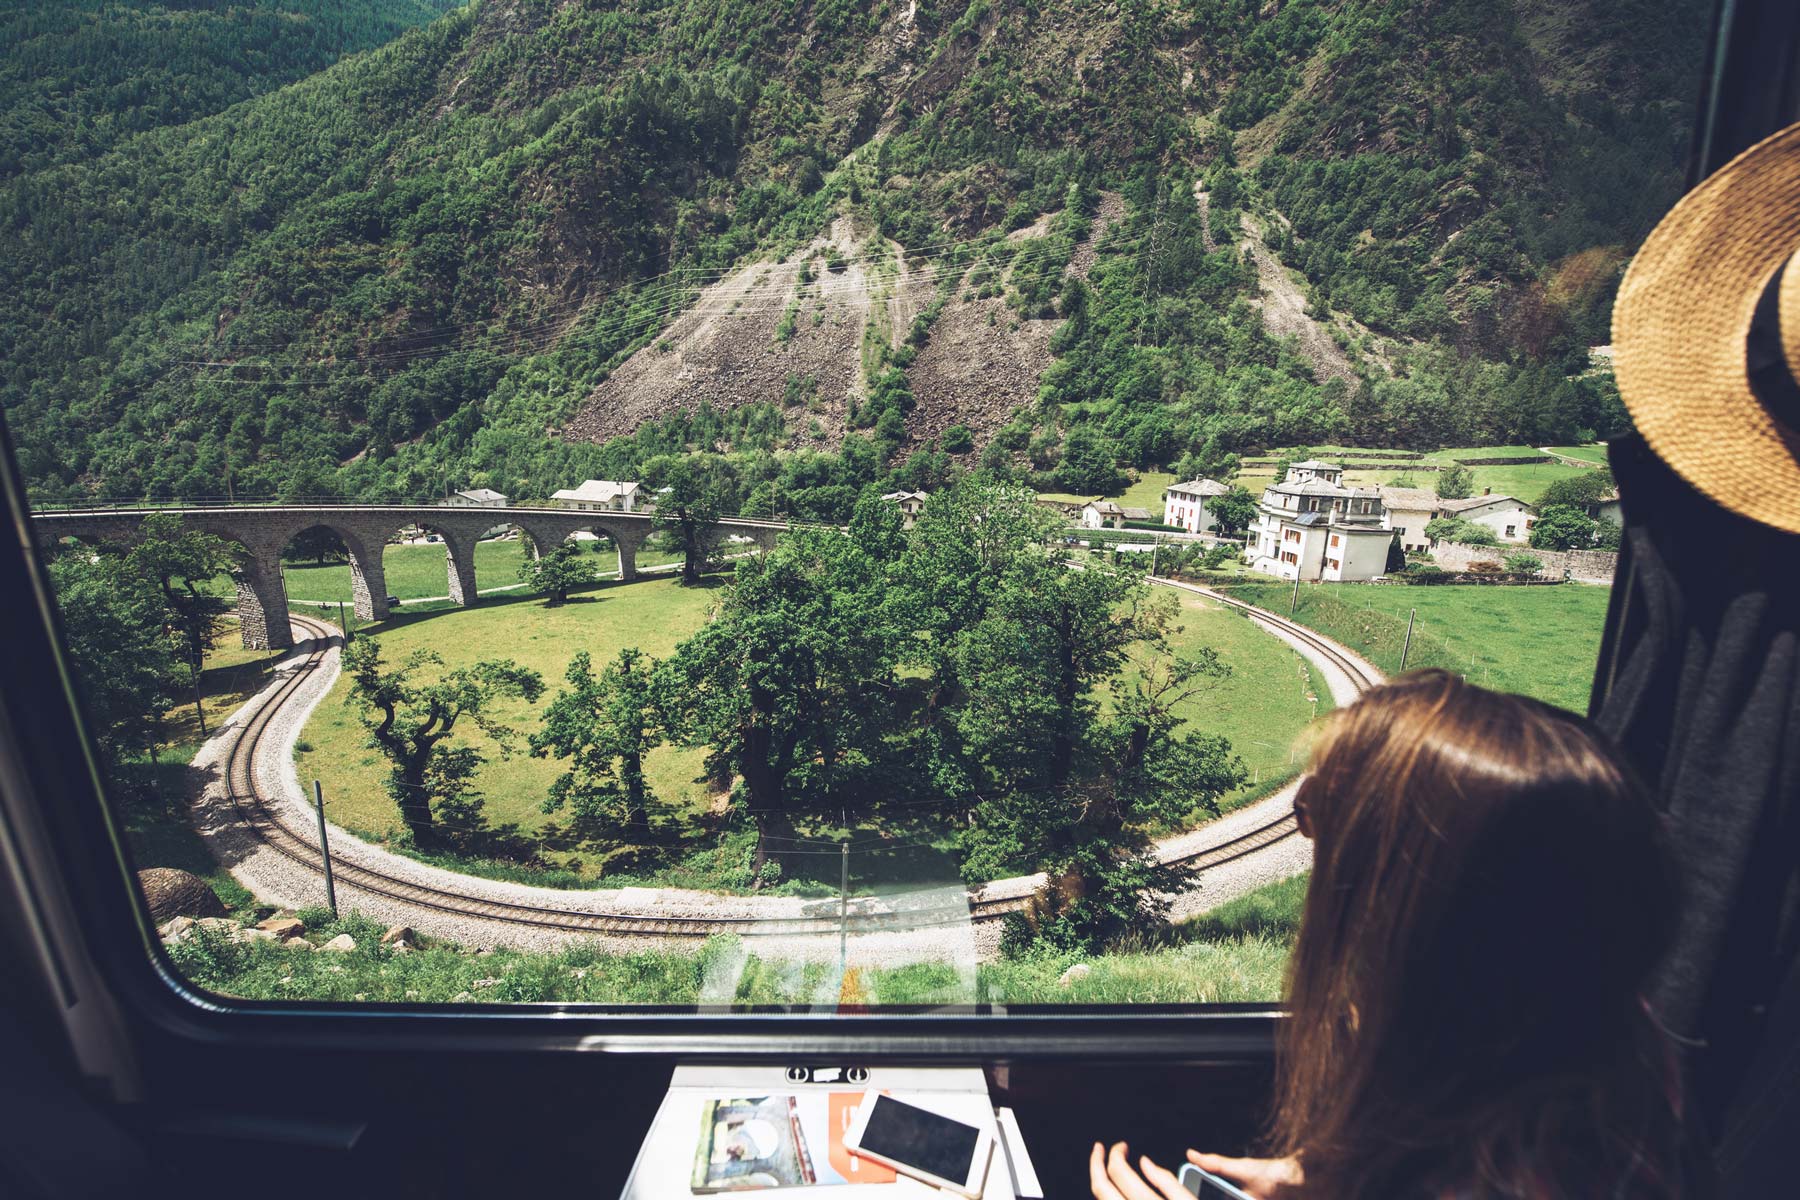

left=1400, top=608, right=1416, bottom=672
left=1151, top=534, right=1160, bottom=578
left=191, top=647, right=207, bottom=737
left=1290, top=573, right=1301, bottom=614
left=838, top=842, right=850, bottom=982
left=314, top=780, right=338, bottom=918
left=338, top=597, right=352, bottom=643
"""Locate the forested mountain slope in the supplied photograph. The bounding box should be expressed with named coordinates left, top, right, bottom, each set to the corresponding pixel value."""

left=0, top=0, right=1709, bottom=513
left=0, top=1, right=462, bottom=178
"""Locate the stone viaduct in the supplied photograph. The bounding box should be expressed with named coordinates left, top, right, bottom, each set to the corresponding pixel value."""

left=30, top=505, right=787, bottom=650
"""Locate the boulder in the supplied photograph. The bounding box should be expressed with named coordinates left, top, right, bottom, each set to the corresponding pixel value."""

left=320, top=934, right=357, bottom=953
left=258, top=917, right=305, bottom=940
left=379, top=924, right=414, bottom=947
left=137, top=868, right=226, bottom=922
left=158, top=916, right=195, bottom=941
left=1058, top=963, right=1092, bottom=987
left=282, top=937, right=313, bottom=951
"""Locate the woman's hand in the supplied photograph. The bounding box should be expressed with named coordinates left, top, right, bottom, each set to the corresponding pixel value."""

left=1089, top=1141, right=1192, bottom=1200
left=1184, top=1150, right=1303, bottom=1199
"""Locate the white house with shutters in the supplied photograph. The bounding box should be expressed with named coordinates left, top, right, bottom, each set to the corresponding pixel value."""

left=1250, top=460, right=1394, bottom=582
left=1435, top=492, right=1537, bottom=544
left=551, top=480, right=645, bottom=513
left=1162, top=477, right=1230, bottom=534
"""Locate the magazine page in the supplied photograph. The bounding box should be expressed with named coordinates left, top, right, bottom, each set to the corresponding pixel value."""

left=691, top=1093, right=896, bottom=1191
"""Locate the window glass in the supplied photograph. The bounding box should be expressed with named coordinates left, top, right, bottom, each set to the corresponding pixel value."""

left=13, top=0, right=1710, bottom=1011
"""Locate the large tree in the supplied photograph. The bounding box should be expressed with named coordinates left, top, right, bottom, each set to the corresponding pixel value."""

left=47, top=549, right=182, bottom=767
left=126, top=512, right=242, bottom=682
left=1435, top=463, right=1475, bottom=500
left=646, top=453, right=725, bottom=585
left=518, top=541, right=599, bottom=605
left=530, top=648, right=661, bottom=837
left=951, top=567, right=1246, bottom=950
left=342, top=639, right=543, bottom=846
left=1528, top=504, right=1600, bottom=551
left=655, top=528, right=900, bottom=880
left=1207, top=486, right=1258, bottom=535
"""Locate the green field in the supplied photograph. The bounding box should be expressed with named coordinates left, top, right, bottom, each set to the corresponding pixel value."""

left=1035, top=470, right=1176, bottom=518
left=1544, top=444, right=1611, bottom=465
left=1233, top=445, right=1593, bottom=505
left=165, top=872, right=1306, bottom=1005
left=289, top=573, right=1325, bottom=889
left=277, top=537, right=690, bottom=605
left=1160, top=587, right=1330, bottom=807
left=294, top=576, right=724, bottom=865
left=1217, top=580, right=1612, bottom=714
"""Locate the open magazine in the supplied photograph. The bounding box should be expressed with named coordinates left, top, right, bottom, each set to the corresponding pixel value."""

left=691, top=1094, right=898, bottom=1192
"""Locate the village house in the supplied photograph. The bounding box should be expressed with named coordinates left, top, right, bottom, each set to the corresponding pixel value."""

left=442, top=487, right=508, bottom=508
left=1375, top=485, right=1440, bottom=554
left=1436, top=491, right=1537, bottom=544
left=1162, top=477, right=1229, bottom=534
left=1250, top=460, right=1394, bottom=582
left=441, top=487, right=511, bottom=539
left=880, top=490, right=929, bottom=529
left=550, top=479, right=645, bottom=513
left=1080, top=500, right=1152, bottom=529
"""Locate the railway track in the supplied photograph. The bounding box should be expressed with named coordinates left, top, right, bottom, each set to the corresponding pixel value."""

left=214, top=595, right=1379, bottom=944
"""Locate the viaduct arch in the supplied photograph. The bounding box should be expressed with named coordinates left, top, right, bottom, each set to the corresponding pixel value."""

left=30, top=505, right=787, bottom=650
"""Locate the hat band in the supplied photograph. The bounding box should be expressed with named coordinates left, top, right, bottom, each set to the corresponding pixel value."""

left=1745, top=258, right=1800, bottom=432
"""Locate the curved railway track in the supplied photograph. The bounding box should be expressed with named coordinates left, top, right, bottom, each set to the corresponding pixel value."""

left=214, top=595, right=1380, bottom=943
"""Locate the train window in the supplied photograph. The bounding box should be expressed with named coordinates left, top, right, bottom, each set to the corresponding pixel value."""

left=10, top=0, right=1714, bottom=1016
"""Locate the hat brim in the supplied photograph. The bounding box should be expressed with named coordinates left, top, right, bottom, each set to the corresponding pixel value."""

left=1613, top=121, right=1800, bottom=535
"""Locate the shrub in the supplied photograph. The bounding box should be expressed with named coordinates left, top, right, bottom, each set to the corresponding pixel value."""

left=1503, top=552, right=1544, bottom=574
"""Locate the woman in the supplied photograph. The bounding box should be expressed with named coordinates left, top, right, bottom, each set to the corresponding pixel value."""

left=1093, top=670, right=1697, bottom=1200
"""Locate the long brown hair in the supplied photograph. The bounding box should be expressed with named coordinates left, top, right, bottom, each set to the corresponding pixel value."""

left=1272, top=670, right=1684, bottom=1199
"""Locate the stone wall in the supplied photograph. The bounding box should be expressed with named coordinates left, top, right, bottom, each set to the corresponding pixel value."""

left=1433, top=540, right=1619, bottom=585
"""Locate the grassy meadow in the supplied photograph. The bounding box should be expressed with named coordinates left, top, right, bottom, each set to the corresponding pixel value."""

left=286, top=572, right=1324, bottom=891
left=1034, top=470, right=1176, bottom=518
left=1217, top=580, right=1612, bottom=714
left=1543, top=444, right=1611, bottom=465
left=277, top=536, right=689, bottom=606
left=293, top=575, right=725, bottom=869
left=166, top=872, right=1307, bottom=1006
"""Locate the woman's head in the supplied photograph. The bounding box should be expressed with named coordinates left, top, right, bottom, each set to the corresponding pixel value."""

left=1274, top=670, right=1679, bottom=1197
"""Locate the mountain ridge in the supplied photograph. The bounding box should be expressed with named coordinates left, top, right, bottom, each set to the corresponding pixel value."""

left=0, top=0, right=1709, bottom=511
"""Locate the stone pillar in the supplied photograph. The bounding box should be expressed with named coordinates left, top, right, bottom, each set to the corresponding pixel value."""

left=235, top=554, right=293, bottom=650
left=446, top=536, right=478, bottom=606
left=615, top=533, right=639, bottom=582
left=348, top=547, right=389, bottom=622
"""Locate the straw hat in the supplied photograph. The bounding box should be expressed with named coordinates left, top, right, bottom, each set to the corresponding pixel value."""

left=1613, top=119, right=1800, bottom=534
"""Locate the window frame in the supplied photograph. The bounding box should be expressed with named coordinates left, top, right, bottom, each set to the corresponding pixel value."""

left=4, top=0, right=1772, bottom=1084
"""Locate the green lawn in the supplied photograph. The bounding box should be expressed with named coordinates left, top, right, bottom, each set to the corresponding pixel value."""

left=165, top=873, right=1306, bottom=1006
left=276, top=537, right=690, bottom=605
left=1160, top=587, right=1330, bottom=809
left=294, top=576, right=725, bottom=868
left=1036, top=471, right=1176, bottom=518
left=1217, top=580, right=1612, bottom=714
left=291, top=574, right=1324, bottom=890
left=1544, top=444, right=1610, bottom=465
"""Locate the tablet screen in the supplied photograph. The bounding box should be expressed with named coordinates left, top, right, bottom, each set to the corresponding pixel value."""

left=857, top=1096, right=981, bottom=1183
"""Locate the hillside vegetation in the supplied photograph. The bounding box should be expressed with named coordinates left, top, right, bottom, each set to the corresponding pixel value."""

left=0, top=1, right=461, bottom=177
left=4, top=0, right=1708, bottom=520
